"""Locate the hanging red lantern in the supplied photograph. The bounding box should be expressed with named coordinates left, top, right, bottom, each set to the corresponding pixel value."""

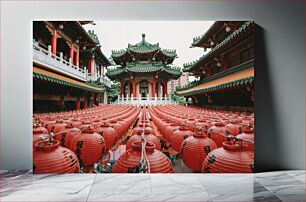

left=225, top=120, right=242, bottom=136
left=78, top=119, right=93, bottom=130
left=70, top=118, right=82, bottom=128
left=202, top=138, right=254, bottom=173
left=54, top=123, right=80, bottom=148
left=112, top=141, right=174, bottom=173
left=33, top=140, right=80, bottom=174
left=46, top=120, right=66, bottom=133
left=109, top=120, right=124, bottom=138
left=144, top=127, right=156, bottom=135
left=171, top=126, right=194, bottom=153
left=126, top=130, right=161, bottom=150
left=181, top=131, right=217, bottom=172
left=236, top=128, right=254, bottom=151
left=194, top=120, right=211, bottom=134
left=207, top=122, right=226, bottom=147
left=70, top=126, right=106, bottom=166
left=33, top=124, right=49, bottom=150
left=96, top=124, right=118, bottom=151
left=164, top=123, right=180, bottom=142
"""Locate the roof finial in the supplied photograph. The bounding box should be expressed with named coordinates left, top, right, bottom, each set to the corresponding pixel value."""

left=142, top=33, right=146, bottom=41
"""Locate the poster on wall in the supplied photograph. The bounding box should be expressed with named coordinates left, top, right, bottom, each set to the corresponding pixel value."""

left=32, top=21, right=254, bottom=173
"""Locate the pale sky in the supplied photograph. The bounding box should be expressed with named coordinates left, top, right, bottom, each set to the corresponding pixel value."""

left=83, top=21, right=214, bottom=80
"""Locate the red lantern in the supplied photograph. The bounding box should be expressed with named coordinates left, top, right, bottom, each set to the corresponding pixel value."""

left=164, top=123, right=180, bottom=142
left=171, top=126, right=194, bottom=153
left=194, top=120, right=211, bottom=134
left=33, top=140, right=80, bottom=173
left=236, top=128, right=254, bottom=151
left=46, top=120, right=67, bottom=133
left=225, top=120, right=242, bottom=136
left=109, top=120, right=124, bottom=138
left=202, top=138, right=254, bottom=173
left=33, top=124, right=49, bottom=150
left=181, top=131, right=217, bottom=172
left=96, top=124, right=118, bottom=151
left=70, top=126, right=106, bottom=166
left=54, top=123, right=80, bottom=148
left=207, top=122, right=226, bottom=147
left=126, top=130, right=161, bottom=150
left=112, top=141, right=174, bottom=173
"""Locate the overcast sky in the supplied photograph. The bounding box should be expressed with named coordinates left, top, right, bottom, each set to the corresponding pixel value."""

left=84, top=21, right=214, bottom=68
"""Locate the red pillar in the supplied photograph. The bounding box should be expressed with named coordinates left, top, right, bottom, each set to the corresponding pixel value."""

left=70, top=45, right=74, bottom=64
left=75, top=48, right=79, bottom=66
left=75, top=100, right=80, bottom=110
left=84, top=99, right=88, bottom=109
left=88, top=57, right=92, bottom=74
left=152, top=77, right=156, bottom=98
left=96, top=93, right=100, bottom=105
left=120, top=80, right=124, bottom=97
left=164, top=81, right=168, bottom=96
left=51, top=30, right=57, bottom=56
left=132, top=78, right=136, bottom=98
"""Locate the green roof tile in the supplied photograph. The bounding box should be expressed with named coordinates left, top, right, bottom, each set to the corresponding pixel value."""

left=184, top=21, right=254, bottom=72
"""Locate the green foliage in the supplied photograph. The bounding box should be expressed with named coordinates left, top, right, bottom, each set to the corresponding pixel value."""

left=107, top=82, right=120, bottom=102
left=170, top=92, right=187, bottom=105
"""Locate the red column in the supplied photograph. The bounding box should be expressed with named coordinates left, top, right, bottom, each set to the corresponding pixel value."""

left=51, top=30, right=57, bottom=56
left=120, top=80, right=124, bottom=97
left=164, top=82, right=168, bottom=96
left=69, top=45, right=74, bottom=64
left=96, top=93, right=100, bottom=105
left=132, top=79, right=136, bottom=98
left=152, top=77, right=156, bottom=98
left=75, top=48, right=79, bottom=66
left=75, top=100, right=80, bottom=110
left=84, top=99, right=88, bottom=109
left=88, top=57, right=92, bottom=74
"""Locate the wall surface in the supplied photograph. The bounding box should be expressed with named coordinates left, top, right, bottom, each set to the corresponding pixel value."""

left=1, top=0, right=305, bottom=171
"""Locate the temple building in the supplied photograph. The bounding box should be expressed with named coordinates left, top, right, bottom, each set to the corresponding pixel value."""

left=106, top=34, right=182, bottom=99
left=33, top=21, right=112, bottom=112
left=176, top=21, right=254, bottom=111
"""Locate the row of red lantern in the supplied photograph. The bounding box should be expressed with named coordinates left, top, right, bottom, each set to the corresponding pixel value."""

left=33, top=105, right=141, bottom=173
left=112, top=107, right=174, bottom=173
left=148, top=105, right=254, bottom=173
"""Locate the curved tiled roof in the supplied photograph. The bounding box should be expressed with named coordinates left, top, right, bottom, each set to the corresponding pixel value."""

left=106, top=61, right=181, bottom=77
left=33, top=67, right=105, bottom=93
left=184, top=21, right=254, bottom=72
left=111, top=33, right=177, bottom=58
left=176, top=63, right=254, bottom=96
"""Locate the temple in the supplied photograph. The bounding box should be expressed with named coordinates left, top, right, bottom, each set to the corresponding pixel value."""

left=106, top=34, right=182, bottom=100
left=176, top=21, right=254, bottom=111
left=33, top=21, right=112, bottom=112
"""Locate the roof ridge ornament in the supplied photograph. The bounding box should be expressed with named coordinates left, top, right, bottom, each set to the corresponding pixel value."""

left=142, top=33, right=146, bottom=42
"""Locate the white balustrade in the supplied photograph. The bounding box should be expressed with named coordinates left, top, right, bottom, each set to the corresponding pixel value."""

left=33, top=41, right=112, bottom=88
left=33, top=42, right=87, bottom=81
left=112, top=96, right=178, bottom=106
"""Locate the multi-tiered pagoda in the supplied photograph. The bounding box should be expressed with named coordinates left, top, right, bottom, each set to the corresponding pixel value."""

left=176, top=21, right=254, bottom=111
left=106, top=34, right=181, bottom=99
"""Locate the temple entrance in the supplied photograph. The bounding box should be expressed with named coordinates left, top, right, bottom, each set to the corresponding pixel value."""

left=139, top=80, right=148, bottom=99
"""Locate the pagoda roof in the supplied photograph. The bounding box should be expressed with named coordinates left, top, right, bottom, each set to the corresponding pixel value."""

left=111, top=33, right=177, bottom=59
left=106, top=61, right=181, bottom=78
left=183, top=21, right=254, bottom=72
left=191, top=21, right=220, bottom=47
left=176, top=63, right=254, bottom=96
left=33, top=67, right=105, bottom=93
